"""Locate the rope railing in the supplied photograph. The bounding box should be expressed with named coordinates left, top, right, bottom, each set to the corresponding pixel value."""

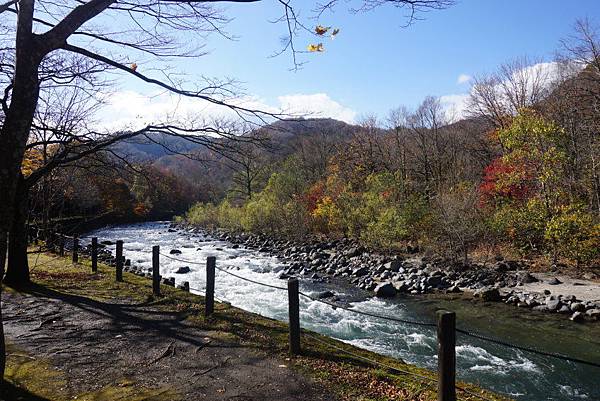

left=455, top=328, right=600, bottom=369
left=157, top=251, right=600, bottom=369
left=159, top=252, right=288, bottom=291
left=299, top=290, right=437, bottom=328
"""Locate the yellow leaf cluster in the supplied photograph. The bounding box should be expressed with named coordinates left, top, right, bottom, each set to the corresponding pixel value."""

left=307, top=43, right=324, bottom=52
left=315, top=25, right=330, bottom=35
left=21, top=148, right=44, bottom=177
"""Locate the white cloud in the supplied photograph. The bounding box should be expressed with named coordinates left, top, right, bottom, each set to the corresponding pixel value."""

left=277, top=93, right=356, bottom=123
left=457, top=74, right=472, bottom=84
left=97, top=91, right=356, bottom=131
left=439, top=93, right=469, bottom=122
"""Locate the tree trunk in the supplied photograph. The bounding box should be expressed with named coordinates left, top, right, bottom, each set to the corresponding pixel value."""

left=0, top=0, right=41, bottom=245
left=4, top=179, right=30, bottom=288
left=0, top=230, right=7, bottom=386
left=0, top=1, right=42, bottom=385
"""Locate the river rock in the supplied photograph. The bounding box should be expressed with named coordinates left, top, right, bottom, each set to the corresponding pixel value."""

left=345, top=247, right=363, bottom=257
left=175, top=266, right=191, bottom=274
left=546, top=298, right=561, bottom=311
left=447, top=285, right=462, bottom=293
left=384, top=260, right=402, bottom=272
left=316, top=290, right=335, bottom=299
left=374, top=282, right=396, bottom=298
left=547, top=277, right=562, bottom=285
left=570, top=302, right=586, bottom=313
left=558, top=305, right=571, bottom=314
left=570, top=312, right=585, bottom=323
left=517, top=272, right=538, bottom=284
left=352, top=267, right=368, bottom=277
left=585, top=309, right=600, bottom=320
left=474, top=287, right=501, bottom=302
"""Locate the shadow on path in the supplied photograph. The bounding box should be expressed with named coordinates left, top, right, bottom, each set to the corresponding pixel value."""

left=1, top=381, right=52, bottom=401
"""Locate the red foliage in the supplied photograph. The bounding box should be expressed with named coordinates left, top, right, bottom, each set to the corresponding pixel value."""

left=479, top=157, right=532, bottom=207
left=303, top=181, right=325, bottom=212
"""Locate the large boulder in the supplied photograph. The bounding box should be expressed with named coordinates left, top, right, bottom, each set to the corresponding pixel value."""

left=547, top=277, right=562, bottom=285
left=546, top=298, right=561, bottom=312
left=316, top=290, right=335, bottom=299
left=345, top=247, right=362, bottom=257
left=384, top=260, right=402, bottom=272
left=570, top=312, right=585, bottom=323
left=474, top=287, right=502, bottom=302
left=585, top=309, right=600, bottom=320
left=374, top=282, right=396, bottom=298
left=352, top=267, right=369, bottom=277
left=517, top=272, right=538, bottom=284
left=175, top=266, right=191, bottom=274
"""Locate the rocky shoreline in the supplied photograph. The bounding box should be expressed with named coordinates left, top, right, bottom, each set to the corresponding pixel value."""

left=193, top=226, right=600, bottom=324
left=73, top=224, right=600, bottom=324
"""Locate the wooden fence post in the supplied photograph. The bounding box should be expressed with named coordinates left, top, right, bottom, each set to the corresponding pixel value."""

left=72, top=236, right=79, bottom=264
left=59, top=235, right=65, bottom=257
left=91, top=237, right=98, bottom=272
left=288, top=278, right=301, bottom=355
left=116, top=240, right=123, bottom=282
left=205, top=256, right=216, bottom=317
left=48, top=230, right=55, bottom=252
left=437, top=310, right=456, bottom=401
left=152, top=245, right=160, bottom=296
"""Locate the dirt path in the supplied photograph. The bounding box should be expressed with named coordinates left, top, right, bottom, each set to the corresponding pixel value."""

left=2, top=287, right=337, bottom=401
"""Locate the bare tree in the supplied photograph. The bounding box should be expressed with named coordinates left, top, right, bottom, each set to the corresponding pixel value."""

left=555, top=18, right=600, bottom=215
left=468, top=57, right=557, bottom=128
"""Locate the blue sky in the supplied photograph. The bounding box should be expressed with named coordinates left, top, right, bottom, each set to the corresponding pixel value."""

left=104, top=0, right=600, bottom=127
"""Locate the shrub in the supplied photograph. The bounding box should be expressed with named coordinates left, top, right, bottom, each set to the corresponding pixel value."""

left=545, top=205, right=600, bottom=265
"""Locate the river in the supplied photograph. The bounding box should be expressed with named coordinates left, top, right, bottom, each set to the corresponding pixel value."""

left=84, top=221, right=600, bottom=401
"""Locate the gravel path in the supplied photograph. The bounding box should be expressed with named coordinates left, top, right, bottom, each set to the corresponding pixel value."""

left=2, top=287, right=338, bottom=401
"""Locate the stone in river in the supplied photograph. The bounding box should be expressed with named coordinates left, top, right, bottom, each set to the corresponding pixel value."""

left=558, top=305, right=571, bottom=314
left=546, top=298, right=561, bottom=311
left=175, top=266, right=191, bottom=274
left=547, top=277, right=562, bottom=285
left=474, top=287, right=501, bottom=302
left=585, top=309, right=600, bottom=320
left=374, top=282, right=396, bottom=298
left=570, top=311, right=584, bottom=323
left=447, top=285, right=462, bottom=293
left=316, top=290, right=335, bottom=299
left=570, top=302, right=586, bottom=313
left=170, top=249, right=182, bottom=255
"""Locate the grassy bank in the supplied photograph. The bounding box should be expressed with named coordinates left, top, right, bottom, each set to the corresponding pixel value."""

left=3, top=250, right=510, bottom=401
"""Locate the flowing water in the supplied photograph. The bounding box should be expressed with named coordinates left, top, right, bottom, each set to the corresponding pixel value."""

left=84, top=221, right=600, bottom=401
